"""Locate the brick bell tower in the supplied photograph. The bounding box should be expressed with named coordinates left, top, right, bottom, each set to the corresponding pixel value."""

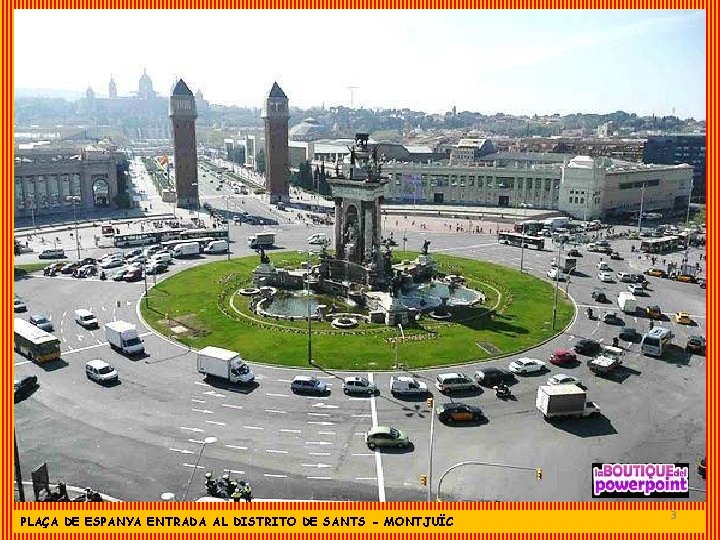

left=262, top=82, right=290, bottom=204
left=169, top=79, right=199, bottom=209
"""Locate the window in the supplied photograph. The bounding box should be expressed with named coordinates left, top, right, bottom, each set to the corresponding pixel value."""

left=421, top=174, right=427, bottom=186
left=15, top=178, right=24, bottom=209
left=544, top=180, right=551, bottom=192
left=580, top=198, right=585, bottom=204
left=451, top=176, right=457, bottom=186
left=431, top=176, right=438, bottom=187
left=459, top=175, right=466, bottom=187
left=486, top=177, right=493, bottom=188
left=468, top=176, right=474, bottom=187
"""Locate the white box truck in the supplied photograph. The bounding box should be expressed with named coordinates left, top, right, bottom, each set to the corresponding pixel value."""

left=105, top=320, right=145, bottom=355
left=588, top=345, right=624, bottom=374
left=204, top=240, right=229, bottom=254
left=536, top=385, right=600, bottom=420
left=172, top=241, right=200, bottom=258
left=197, top=346, right=255, bottom=384
left=617, top=291, right=637, bottom=314
left=248, top=232, right=276, bottom=249
left=542, top=217, right=570, bottom=231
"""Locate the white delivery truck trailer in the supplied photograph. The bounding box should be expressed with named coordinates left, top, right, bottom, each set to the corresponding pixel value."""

left=204, top=240, right=229, bottom=254
left=536, top=385, right=600, bottom=420
left=105, top=320, right=145, bottom=355
left=172, top=241, right=200, bottom=258
left=617, top=291, right=637, bottom=314
left=197, top=346, right=255, bottom=384
left=248, top=232, right=276, bottom=249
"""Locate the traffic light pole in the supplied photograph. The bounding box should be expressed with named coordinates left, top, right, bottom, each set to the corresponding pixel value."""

left=427, top=397, right=435, bottom=502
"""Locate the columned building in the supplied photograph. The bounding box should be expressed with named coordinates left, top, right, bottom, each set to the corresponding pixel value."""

left=169, top=79, right=199, bottom=209
left=14, top=145, right=125, bottom=219
left=262, top=82, right=290, bottom=204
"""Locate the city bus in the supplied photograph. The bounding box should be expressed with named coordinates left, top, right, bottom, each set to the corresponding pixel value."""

left=113, top=230, right=184, bottom=248
left=180, top=228, right=229, bottom=241
left=498, top=232, right=545, bottom=250
left=640, top=236, right=680, bottom=253
left=640, top=327, right=675, bottom=357
left=14, top=317, right=61, bottom=363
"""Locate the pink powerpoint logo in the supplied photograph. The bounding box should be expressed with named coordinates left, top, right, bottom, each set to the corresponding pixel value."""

left=592, top=463, right=689, bottom=498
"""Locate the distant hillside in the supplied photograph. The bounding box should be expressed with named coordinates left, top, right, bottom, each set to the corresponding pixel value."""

left=15, top=88, right=83, bottom=100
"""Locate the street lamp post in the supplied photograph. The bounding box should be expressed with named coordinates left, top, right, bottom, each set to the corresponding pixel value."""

left=551, top=241, right=562, bottom=331
left=427, top=396, right=436, bottom=502
left=394, top=324, right=404, bottom=368
left=637, top=183, right=645, bottom=235
left=142, top=262, right=149, bottom=309
left=14, top=429, right=25, bottom=502
left=685, top=178, right=694, bottom=226
left=519, top=203, right=532, bottom=273
left=306, top=245, right=313, bottom=366
left=67, top=195, right=82, bottom=260
left=436, top=461, right=542, bottom=501
left=226, top=195, right=232, bottom=261
left=181, top=436, right=217, bottom=502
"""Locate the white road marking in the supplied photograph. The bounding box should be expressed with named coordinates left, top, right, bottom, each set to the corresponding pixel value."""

left=264, top=409, right=286, bottom=414
left=205, top=420, right=226, bottom=426
left=182, top=463, right=205, bottom=470
left=263, top=474, right=287, bottom=478
left=312, top=403, right=339, bottom=409
left=180, top=427, right=204, bottom=433
left=224, top=444, right=248, bottom=450
left=305, top=396, right=328, bottom=400
left=308, top=452, right=331, bottom=456
left=14, top=361, right=31, bottom=366
left=243, top=425, right=264, bottom=430
left=306, top=476, right=332, bottom=480
left=368, top=372, right=386, bottom=503
left=352, top=453, right=374, bottom=456
left=301, top=463, right=331, bottom=468
left=169, top=448, right=194, bottom=455
left=62, top=340, right=110, bottom=355
left=279, top=429, right=301, bottom=434
left=192, top=409, right=214, bottom=414
left=352, top=414, right=372, bottom=418
left=348, top=397, right=369, bottom=401
left=62, top=311, right=67, bottom=317
left=307, top=412, right=330, bottom=417
left=76, top=334, right=84, bottom=342
left=224, top=469, right=245, bottom=475
left=204, top=391, right=226, bottom=398
left=266, top=449, right=288, bottom=454
left=194, top=381, right=211, bottom=387
left=307, top=421, right=335, bottom=426
left=355, top=477, right=377, bottom=481
left=306, top=441, right=332, bottom=446
left=265, top=393, right=289, bottom=398
left=318, top=431, right=336, bottom=435
left=191, top=399, right=206, bottom=404
left=276, top=379, right=292, bottom=383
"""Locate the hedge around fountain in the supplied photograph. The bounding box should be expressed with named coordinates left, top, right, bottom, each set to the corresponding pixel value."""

left=139, top=252, right=574, bottom=371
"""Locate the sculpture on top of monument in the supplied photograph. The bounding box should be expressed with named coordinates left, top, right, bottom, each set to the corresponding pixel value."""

left=421, top=240, right=431, bottom=256
left=256, top=247, right=270, bottom=265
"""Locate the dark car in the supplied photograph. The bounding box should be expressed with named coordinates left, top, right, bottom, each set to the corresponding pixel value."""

left=60, top=262, right=80, bottom=274
left=29, top=314, right=54, bottom=332
left=78, top=257, right=97, bottom=266
left=698, top=458, right=706, bottom=479
left=620, top=326, right=640, bottom=342
left=549, top=349, right=577, bottom=366
left=145, top=263, right=168, bottom=275
left=14, top=375, right=38, bottom=403
left=43, top=262, right=64, bottom=275
left=686, top=335, right=706, bottom=354
left=472, top=367, right=515, bottom=387
left=203, top=202, right=213, bottom=211
left=646, top=305, right=663, bottom=320
left=123, top=268, right=143, bottom=282
left=633, top=274, right=648, bottom=284
left=436, top=402, right=484, bottom=424
left=591, top=290, right=608, bottom=303
left=574, top=339, right=601, bottom=356
left=567, top=248, right=581, bottom=257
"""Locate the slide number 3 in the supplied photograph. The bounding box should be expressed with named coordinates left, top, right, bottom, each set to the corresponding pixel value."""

left=671, top=511, right=677, bottom=520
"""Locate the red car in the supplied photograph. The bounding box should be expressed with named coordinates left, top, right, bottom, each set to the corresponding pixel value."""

left=549, top=349, right=577, bottom=366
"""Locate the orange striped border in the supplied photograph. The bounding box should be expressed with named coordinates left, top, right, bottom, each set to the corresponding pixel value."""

left=2, top=0, right=714, bottom=538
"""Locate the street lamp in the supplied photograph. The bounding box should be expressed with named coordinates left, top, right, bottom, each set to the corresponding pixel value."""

left=427, top=395, right=436, bottom=502
left=394, top=324, right=404, bottom=368
left=519, top=203, right=533, bottom=273
left=685, top=178, right=694, bottom=226
left=25, top=198, right=36, bottom=231
left=306, top=243, right=313, bottom=366
left=181, top=436, right=217, bottom=502
left=637, top=183, right=645, bottom=235
left=436, top=461, right=542, bottom=501
left=66, top=195, right=82, bottom=260
left=551, top=240, right=563, bottom=331
left=226, top=195, right=232, bottom=261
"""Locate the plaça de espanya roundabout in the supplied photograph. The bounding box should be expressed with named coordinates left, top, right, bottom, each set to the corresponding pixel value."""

left=140, top=135, right=573, bottom=370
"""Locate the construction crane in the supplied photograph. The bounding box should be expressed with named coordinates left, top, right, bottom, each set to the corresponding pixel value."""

left=346, top=86, right=359, bottom=109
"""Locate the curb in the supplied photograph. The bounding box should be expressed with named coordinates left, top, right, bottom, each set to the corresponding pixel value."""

left=17, top=481, right=122, bottom=502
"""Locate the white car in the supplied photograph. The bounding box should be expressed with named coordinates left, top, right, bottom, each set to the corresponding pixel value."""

left=546, top=268, right=565, bottom=281
left=85, top=359, right=118, bottom=383
left=508, top=357, right=547, bottom=374
left=342, top=376, right=377, bottom=395
left=597, top=261, right=610, bottom=270
left=598, top=272, right=614, bottom=283
left=546, top=373, right=582, bottom=386
left=628, top=283, right=644, bottom=295
left=100, top=258, right=124, bottom=269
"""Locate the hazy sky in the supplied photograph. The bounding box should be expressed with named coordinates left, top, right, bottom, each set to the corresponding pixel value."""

left=14, top=9, right=706, bottom=119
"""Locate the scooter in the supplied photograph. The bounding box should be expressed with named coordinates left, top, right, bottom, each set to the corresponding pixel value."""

left=493, top=384, right=511, bottom=399
left=586, top=308, right=595, bottom=320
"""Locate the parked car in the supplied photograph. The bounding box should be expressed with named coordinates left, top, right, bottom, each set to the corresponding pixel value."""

left=603, top=311, right=622, bottom=324
left=389, top=376, right=428, bottom=396
left=598, top=272, right=613, bottom=283
left=674, top=312, right=692, bottom=325
left=546, top=373, right=582, bottom=386
left=342, top=376, right=377, bottom=395
left=290, top=376, right=328, bottom=395
left=616, top=272, right=633, bottom=283
left=549, top=349, right=577, bottom=366
left=436, top=402, right=484, bottom=424
left=435, top=372, right=476, bottom=393
left=43, top=262, right=64, bottom=275
left=620, top=326, right=640, bottom=342
left=123, top=268, right=143, bottom=282
left=29, top=314, right=53, bottom=332
left=597, top=261, right=610, bottom=271
left=111, top=268, right=129, bottom=281
left=365, top=426, right=409, bottom=449
left=472, top=367, right=515, bottom=387
left=646, top=268, right=666, bottom=277
left=547, top=268, right=565, bottom=281
left=567, top=248, right=581, bottom=257
left=575, top=339, right=601, bottom=355
left=646, top=305, right=663, bottom=320
left=100, top=258, right=124, bottom=269
left=38, top=248, right=65, bottom=259
left=686, top=335, right=706, bottom=354
left=14, top=375, right=39, bottom=403
left=60, top=262, right=80, bottom=274
left=14, top=297, right=28, bottom=312
left=124, top=249, right=144, bottom=260
left=85, top=359, right=119, bottom=384
left=145, top=262, right=168, bottom=275
left=610, top=251, right=622, bottom=260
left=508, top=357, right=546, bottom=374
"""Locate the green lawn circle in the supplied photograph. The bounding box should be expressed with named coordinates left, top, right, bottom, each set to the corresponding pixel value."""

left=140, top=252, right=574, bottom=371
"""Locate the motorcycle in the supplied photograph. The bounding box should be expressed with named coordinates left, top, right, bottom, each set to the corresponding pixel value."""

left=586, top=308, right=594, bottom=320
left=493, top=384, right=511, bottom=399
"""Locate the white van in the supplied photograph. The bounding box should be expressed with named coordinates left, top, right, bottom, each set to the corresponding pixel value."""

left=307, top=233, right=327, bottom=245
left=390, top=376, right=428, bottom=397
left=205, top=240, right=229, bottom=254
left=150, top=252, right=172, bottom=264
left=39, top=248, right=65, bottom=259
left=435, top=372, right=476, bottom=394
left=74, top=309, right=99, bottom=329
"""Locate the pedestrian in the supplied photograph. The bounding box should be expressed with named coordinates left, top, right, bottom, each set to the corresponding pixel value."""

left=231, top=487, right=243, bottom=503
